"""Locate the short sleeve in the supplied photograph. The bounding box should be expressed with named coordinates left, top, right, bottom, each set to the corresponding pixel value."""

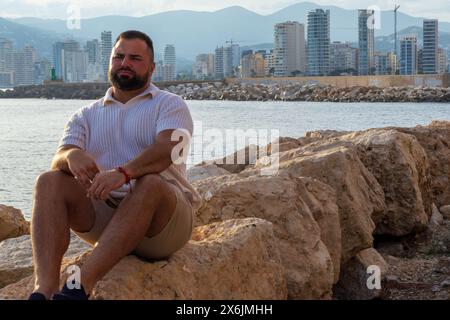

left=57, top=110, right=87, bottom=150
left=156, top=96, right=194, bottom=136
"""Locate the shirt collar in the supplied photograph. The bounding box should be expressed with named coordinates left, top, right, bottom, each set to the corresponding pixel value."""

left=102, top=83, right=160, bottom=106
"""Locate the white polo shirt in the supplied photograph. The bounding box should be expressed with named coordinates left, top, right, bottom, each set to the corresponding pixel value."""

left=58, top=83, right=202, bottom=211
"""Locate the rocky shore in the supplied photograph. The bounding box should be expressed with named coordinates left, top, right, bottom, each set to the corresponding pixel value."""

left=1, top=121, right=450, bottom=300
left=1, top=82, right=450, bottom=102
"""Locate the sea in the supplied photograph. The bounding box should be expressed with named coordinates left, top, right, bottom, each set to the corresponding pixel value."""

left=0, top=98, right=449, bottom=219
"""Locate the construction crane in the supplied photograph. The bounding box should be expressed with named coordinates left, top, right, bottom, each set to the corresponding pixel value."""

left=394, top=4, right=400, bottom=57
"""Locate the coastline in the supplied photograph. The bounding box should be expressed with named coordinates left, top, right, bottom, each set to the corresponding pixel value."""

left=1, top=81, right=449, bottom=102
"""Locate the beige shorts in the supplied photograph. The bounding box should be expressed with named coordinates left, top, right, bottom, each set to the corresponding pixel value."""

left=74, top=180, right=194, bottom=260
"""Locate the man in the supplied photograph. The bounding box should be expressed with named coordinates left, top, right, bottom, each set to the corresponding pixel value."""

left=28, top=30, right=202, bottom=300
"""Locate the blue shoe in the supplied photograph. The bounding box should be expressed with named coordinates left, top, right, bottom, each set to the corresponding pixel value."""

left=52, top=283, right=90, bottom=300
left=28, top=292, right=47, bottom=300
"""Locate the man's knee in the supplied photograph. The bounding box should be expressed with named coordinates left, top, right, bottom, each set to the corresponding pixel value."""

left=135, top=174, right=175, bottom=203
left=35, top=170, right=69, bottom=190
left=135, top=173, right=165, bottom=190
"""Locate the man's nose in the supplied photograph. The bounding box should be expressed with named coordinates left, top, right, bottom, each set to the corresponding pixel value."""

left=120, top=56, right=132, bottom=67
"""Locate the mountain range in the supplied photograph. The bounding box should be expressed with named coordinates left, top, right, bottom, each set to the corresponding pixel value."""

left=1, top=1, right=449, bottom=64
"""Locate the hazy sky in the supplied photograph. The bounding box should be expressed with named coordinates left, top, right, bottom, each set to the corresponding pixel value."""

left=2, top=0, right=450, bottom=22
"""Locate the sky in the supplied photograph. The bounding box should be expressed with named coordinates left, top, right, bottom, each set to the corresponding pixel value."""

left=2, top=0, right=450, bottom=22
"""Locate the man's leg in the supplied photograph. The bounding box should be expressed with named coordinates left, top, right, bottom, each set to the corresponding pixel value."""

left=31, top=170, right=96, bottom=299
left=79, top=173, right=177, bottom=295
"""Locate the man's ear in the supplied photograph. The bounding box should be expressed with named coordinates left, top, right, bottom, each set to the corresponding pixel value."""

left=150, top=62, right=156, bottom=74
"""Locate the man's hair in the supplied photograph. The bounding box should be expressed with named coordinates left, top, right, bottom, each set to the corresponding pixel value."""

left=114, top=30, right=154, bottom=63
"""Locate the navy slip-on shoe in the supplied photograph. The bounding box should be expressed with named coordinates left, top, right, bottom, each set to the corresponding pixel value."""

left=52, top=283, right=90, bottom=300
left=28, top=292, right=47, bottom=300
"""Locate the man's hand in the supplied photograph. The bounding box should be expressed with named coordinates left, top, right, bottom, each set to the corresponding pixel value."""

left=87, top=170, right=126, bottom=201
left=66, top=149, right=100, bottom=189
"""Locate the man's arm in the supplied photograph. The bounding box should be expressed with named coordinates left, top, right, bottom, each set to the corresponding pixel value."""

left=86, top=129, right=190, bottom=200
left=51, top=145, right=99, bottom=189
left=122, top=129, right=186, bottom=179
left=50, top=145, right=79, bottom=174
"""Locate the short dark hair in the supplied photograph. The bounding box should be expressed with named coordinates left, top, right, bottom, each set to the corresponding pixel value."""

left=114, top=30, right=154, bottom=63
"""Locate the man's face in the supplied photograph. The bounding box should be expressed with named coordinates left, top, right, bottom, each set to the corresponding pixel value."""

left=109, top=38, right=155, bottom=91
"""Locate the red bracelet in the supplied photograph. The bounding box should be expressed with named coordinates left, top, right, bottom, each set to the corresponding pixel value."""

left=115, top=167, right=132, bottom=192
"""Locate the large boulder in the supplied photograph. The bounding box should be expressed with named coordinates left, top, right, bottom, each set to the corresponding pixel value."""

left=333, top=248, right=388, bottom=300
left=187, top=163, right=231, bottom=183
left=0, top=218, right=287, bottom=300
left=254, top=143, right=386, bottom=264
left=395, top=121, right=450, bottom=209
left=193, top=173, right=337, bottom=299
left=0, top=233, right=91, bottom=289
left=0, top=205, right=29, bottom=242
left=340, top=129, right=431, bottom=236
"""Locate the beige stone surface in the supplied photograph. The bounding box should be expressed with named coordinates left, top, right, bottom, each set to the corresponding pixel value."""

left=340, top=129, right=431, bottom=236
left=0, top=233, right=91, bottom=289
left=193, top=173, right=336, bottom=299
left=0, top=218, right=287, bottom=300
left=0, top=205, right=29, bottom=242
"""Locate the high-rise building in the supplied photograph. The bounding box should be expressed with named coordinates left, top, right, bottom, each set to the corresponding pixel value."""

left=418, top=49, right=424, bottom=74
left=307, top=9, right=330, bottom=76
left=265, top=51, right=276, bottom=76
left=230, top=44, right=241, bottom=71
left=422, top=19, right=438, bottom=74
left=0, top=38, right=14, bottom=73
left=86, top=39, right=101, bottom=65
left=34, top=59, right=52, bottom=84
left=52, top=39, right=81, bottom=81
left=438, top=47, right=448, bottom=74
left=0, top=38, right=14, bottom=87
left=400, top=35, right=418, bottom=75
left=223, top=45, right=234, bottom=77
left=14, top=45, right=37, bottom=86
left=374, top=52, right=388, bottom=75
left=274, top=21, right=306, bottom=77
left=163, top=44, right=176, bottom=81
left=387, top=52, right=398, bottom=75
left=85, top=39, right=102, bottom=82
left=214, top=46, right=224, bottom=79
left=329, top=41, right=358, bottom=75
left=64, top=49, right=88, bottom=83
left=241, top=52, right=265, bottom=78
left=358, top=9, right=375, bottom=75
left=101, top=31, right=112, bottom=80
left=52, top=42, right=65, bottom=80
left=193, top=53, right=215, bottom=79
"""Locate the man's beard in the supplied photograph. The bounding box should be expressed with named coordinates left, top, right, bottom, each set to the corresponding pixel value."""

left=109, top=67, right=149, bottom=91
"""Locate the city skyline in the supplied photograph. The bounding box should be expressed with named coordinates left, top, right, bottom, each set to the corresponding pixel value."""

left=1, top=5, right=449, bottom=87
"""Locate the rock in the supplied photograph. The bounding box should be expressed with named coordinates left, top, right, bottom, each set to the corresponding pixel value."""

left=193, top=173, right=336, bottom=299
left=255, top=143, right=385, bottom=264
left=305, top=130, right=350, bottom=140
left=187, top=163, right=231, bottom=183
left=396, top=121, right=450, bottom=208
left=0, top=218, right=287, bottom=300
left=439, top=205, right=450, bottom=220
left=429, top=204, right=444, bottom=227
left=0, top=205, right=30, bottom=242
left=333, top=248, right=388, bottom=300
left=340, top=129, right=431, bottom=236
left=0, top=233, right=91, bottom=289
left=441, top=278, right=450, bottom=288
left=213, top=144, right=261, bottom=173
left=297, top=177, right=341, bottom=284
